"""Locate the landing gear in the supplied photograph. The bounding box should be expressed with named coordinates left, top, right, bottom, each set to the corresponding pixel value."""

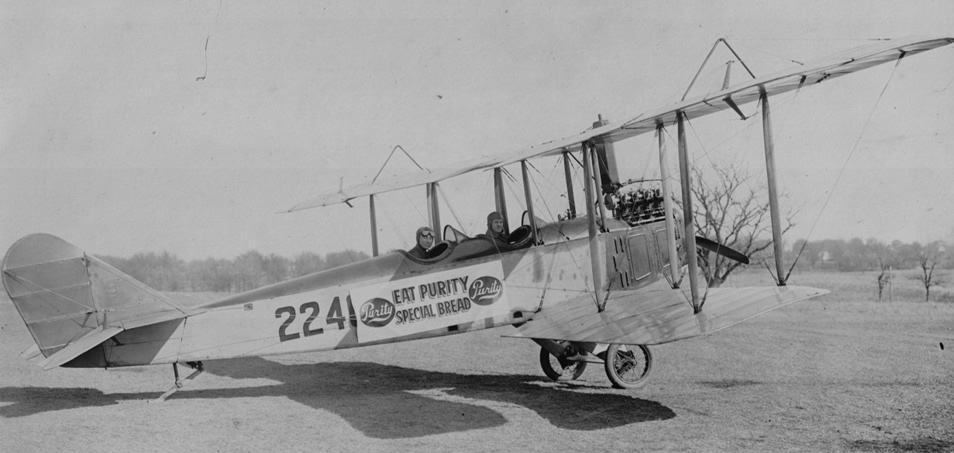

left=539, top=346, right=587, bottom=381
left=536, top=341, right=653, bottom=389
left=603, top=344, right=652, bottom=389
left=154, top=361, right=204, bottom=402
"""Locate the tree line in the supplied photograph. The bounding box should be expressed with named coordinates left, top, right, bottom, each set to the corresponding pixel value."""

left=785, top=238, right=949, bottom=301
left=787, top=238, right=950, bottom=273
left=100, top=237, right=948, bottom=299
left=101, top=249, right=369, bottom=293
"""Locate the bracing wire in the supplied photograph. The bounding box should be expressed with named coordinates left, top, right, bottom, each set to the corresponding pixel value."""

left=435, top=183, right=469, bottom=236
left=677, top=87, right=808, bottom=268
left=664, top=121, right=722, bottom=239
left=529, top=156, right=569, bottom=215
left=503, top=170, right=527, bottom=213
left=637, top=134, right=659, bottom=182
left=761, top=258, right=779, bottom=284
left=380, top=197, right=413, bottom=250
left=524, top=158, right=566, bottom=223
left=684, top=115, right=762, bottom=240
left=5, top=272, right=95, bottom=314
left=785, top=53, right=906, bottom=282
left=400, top=189, right=429, bottom=226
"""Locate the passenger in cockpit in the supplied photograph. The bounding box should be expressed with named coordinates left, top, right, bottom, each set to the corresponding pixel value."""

left=485, top=212, right=509, bottom=245
left=408, top=226, right=435, bottom=259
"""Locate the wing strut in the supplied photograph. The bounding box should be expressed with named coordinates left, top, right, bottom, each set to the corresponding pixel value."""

left=676, top=112, right=702, bottom=312
left=581, top=142, right=605, bottom=311
left=562, top=150, right=576, bottom=218
left=760, top=90, right=786, bottom=285
left=369, top=194, right=379, bottom=257
left=427, top=182, right=442, bottom=242
left=520, top=160, right=539, bottom=241
left=590, top=142, right=609, bottom=231
left=656, top=122, right=681, bottom=287
left=493, top=168, right=510, bottom=233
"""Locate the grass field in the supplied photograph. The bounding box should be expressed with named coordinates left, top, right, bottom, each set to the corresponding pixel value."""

left=1, top=270, right=952, bottom=452
left=725, top=268, right=954, bottom=304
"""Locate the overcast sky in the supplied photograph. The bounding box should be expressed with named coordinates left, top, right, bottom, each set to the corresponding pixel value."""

left=2, top=0, right=953, bottom=261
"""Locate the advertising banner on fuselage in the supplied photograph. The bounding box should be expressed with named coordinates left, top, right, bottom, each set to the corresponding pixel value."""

left=351, top=261, right=510, bottom=343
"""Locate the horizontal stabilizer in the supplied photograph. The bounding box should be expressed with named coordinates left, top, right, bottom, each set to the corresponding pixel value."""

left=20, top=344, right=42, bottom=361
left=508, top=283, right=828, bottom=345
left=37, top=326, right=123, bottom=370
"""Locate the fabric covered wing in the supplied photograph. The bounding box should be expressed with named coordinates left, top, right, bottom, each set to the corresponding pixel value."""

left=285, top=154, right=503, bottom=210
left=508, top=284, right=829, bottom=345
left=601, top=36, right=954, bottom=144
left=287, top=36, right=952, bottom=211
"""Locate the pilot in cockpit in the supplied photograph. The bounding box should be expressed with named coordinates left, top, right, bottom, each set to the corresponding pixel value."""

left=408, top=226, right=435, bottom=259
left=486, top=212, right=509, bottom=245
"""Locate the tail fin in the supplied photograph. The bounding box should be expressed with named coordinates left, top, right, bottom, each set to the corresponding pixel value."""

left=2, top=234, right=189, bottom=369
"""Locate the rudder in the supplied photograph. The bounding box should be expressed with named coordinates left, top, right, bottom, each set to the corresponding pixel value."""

left=2, top=234, right=188, bottom=366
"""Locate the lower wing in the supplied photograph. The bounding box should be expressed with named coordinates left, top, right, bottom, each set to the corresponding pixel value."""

left=508, top=281, right=828, bottom=345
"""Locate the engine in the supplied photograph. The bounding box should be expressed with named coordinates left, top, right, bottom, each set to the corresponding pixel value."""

left=609, top=186, right=666, bottom=226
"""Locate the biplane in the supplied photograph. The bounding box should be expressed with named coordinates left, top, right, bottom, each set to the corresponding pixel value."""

left=4, top=36, right=951, bottom=399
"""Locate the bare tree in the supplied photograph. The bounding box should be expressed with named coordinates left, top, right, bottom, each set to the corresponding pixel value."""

left=684, top=161, right=793, bottom=287
left=911, top=241, right=946, bottom=302
left=876, top=256, right=893, bottom=302
left=865, top=239, right=890, bottom=301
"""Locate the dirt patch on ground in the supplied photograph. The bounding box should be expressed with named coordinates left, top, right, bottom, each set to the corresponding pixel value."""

left=1, top=295, right=952, bottom=452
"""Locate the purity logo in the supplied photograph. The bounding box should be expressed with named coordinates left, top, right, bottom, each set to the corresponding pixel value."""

left=468, top=276, right=503, bottom=306
left=360, top=298, right=395, bottom=327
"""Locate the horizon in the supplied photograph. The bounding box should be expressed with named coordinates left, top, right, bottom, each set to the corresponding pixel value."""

left=81, top=234, right=949, bottom=263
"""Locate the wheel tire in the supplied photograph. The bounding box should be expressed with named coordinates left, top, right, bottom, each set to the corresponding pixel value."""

left=539, top=346, right=587, bottom=381
left=604, top=344, right=652, bottom=389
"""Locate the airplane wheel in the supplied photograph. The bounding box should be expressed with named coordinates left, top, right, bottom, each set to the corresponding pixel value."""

left=604, top=344, right=652, bottom=389
left=539, top=346, right=587, bottom=381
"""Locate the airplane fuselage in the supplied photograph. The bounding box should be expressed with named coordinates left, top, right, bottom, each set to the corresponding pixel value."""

left=66, top=217, right=673, bottom=367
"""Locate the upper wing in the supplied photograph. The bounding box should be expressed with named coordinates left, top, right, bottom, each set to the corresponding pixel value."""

left=286, top=154, right=502, bottom=211
left=507, top=281, right=828, bottom=345
left=287, top=36, right=952, bottom=212
left=597, top=36, right=954, bottom=145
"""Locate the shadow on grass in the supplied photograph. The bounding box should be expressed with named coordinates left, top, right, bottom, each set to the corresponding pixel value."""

left=698, top=379, right=762, bottom=389
left=0, top=357, right=674, bottom=438
left=848, top=438, right=952, bottom=453
left=0, top=387, right=124, bottom=416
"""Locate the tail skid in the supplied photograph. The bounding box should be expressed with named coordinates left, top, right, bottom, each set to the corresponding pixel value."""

left=155, top=361, right=205, bottom=402
left=2, top=234, right=193, bottom=369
